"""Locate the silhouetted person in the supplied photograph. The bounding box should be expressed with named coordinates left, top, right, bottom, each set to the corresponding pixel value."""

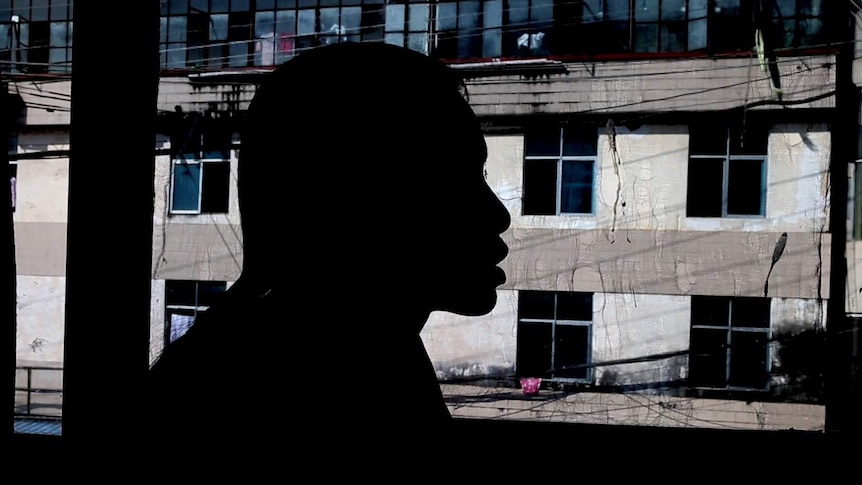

left=147, top=42, right=510, bottom=455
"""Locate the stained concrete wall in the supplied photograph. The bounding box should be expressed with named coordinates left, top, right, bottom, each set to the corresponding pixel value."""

left=13, top=132, right=69, bottom=367
left=15, top=276, right=65, bottom=368
left=486, top=126, right=831, bottom=299
left=465, top=55, right=835, bottom=117
left=150, top=143, right=243, bottom=282
left=423, top=290, right=825, bottom=396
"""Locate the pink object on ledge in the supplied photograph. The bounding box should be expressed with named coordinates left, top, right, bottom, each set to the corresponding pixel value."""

left=519, top=377, right=542, bottom=396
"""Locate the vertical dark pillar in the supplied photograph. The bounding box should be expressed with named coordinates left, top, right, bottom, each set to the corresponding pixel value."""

left=2, top=79, right=14, bottom=440
left=61, top=1, right=160, bottom=462
left=825, top=4, right=858, bottom=436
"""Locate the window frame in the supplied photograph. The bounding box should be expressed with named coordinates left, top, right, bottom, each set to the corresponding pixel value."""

left=164, top=279, right=227, bottom=346
left=516, top=290, right=594, bottom=383
left=689, top=295, right=772, bottom=392
left=169, top=155, right=231, bottom=215
left=522, top=124, right=597, bottom=216
left=686, top=123, right=768, bottom=219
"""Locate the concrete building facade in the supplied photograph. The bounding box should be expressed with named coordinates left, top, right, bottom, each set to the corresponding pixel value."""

left=7, top=0, right=858, bottom=431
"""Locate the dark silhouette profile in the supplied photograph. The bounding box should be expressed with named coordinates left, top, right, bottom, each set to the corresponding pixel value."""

left=147, top=42, right=510, bottom=454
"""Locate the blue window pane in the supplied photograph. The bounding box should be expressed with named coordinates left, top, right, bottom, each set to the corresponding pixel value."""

left=561, top=160, right=593, bottom=214
left=562, top=127, right=596, bottom=156
left=386, top=4, right=405, bottom=31
left=408, top=5, right=429, bottom=32
left=508, top=0, right=529, bottom=25
left=662, top=0, right=686, bottom=21
left=172, top=163, right=201, bottom=211
left=635, top=0, right=658, bottom=22
left=689, top=17, right=707, bottom=50
left=437, top=2, right=457, bottom=31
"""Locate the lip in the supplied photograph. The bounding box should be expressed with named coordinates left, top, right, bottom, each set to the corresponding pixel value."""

left=492, top=266, right=507, bottom=285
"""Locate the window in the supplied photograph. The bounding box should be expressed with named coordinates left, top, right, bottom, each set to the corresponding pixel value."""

left=516, top=290, right=593, bottom=381
left=0, top=0, right=73, bottom=73
left=769, top=0, right=832, bottom=49
left=435, top=0, right=503, bottom=60
left=385, top=2, right=430, bottom=55
left=164, top=280, right=227, bottom=345
left=689, top=296, right=771, bottom=390
left=686, top=121, right=768, bottom=218
left=170, top=113, right=231, bottom=215
left=503, top=0, right=551, bottom=57
left=522, top=124, right=597, bottom=215
left=632, top=0, right=708, bottom=52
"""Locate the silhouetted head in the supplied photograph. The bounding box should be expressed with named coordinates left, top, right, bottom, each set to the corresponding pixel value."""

left=239, top=42, right=510, bottom=320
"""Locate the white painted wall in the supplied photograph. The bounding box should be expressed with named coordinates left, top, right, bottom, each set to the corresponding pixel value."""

left=424, top=290, right=825, bottom=390
left=16, top=276, right=66, bottom=367
left=488, top=125, right=830, bottom=234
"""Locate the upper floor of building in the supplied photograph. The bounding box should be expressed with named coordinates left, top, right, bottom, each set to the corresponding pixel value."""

left=0, top=0, right=847, bottom=76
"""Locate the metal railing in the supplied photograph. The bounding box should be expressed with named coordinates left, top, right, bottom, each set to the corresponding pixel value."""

left=14, top=365, right=63, bottom=421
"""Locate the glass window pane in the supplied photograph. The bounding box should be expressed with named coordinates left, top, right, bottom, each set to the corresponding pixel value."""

left=408, top=4, right=429, bottom=32
left=516, top=322, right=552, bottom=377
left=526, top=127, right=560, bottom=156
left=518, top=291, right=556, bottom=320
left=686, top=158, right=723, bottom=217
left=556, top=293, right=592, bottom=321
left=688, top=17, right=707, bottom=50
left=161, top=17, right=168, bottom=44
left=560, top=160, right=593, bottom=214
left=483, top=28, right=501, bottom=58
left=166, top=280, right=197, bottom=306
left=660, top=22, right=686, bottom=51
left=343, top=7, right=363, bottom=37
left=508, top=0, right=529, bottom=25
left=168, top=16, right=187, bottom=42
left=689, top=0, right=708, bottom=18
left=607, top=0, right=629, bottom=21
left=255, top=11, right=276, bottom=37
left=201, top=162, right=230, bottom=214
left=231, top=0, right=250, bottom=10
left=799, top=0, right=822, bottom=16
left=634, top=0, right=658, bottom=22
left=532, top=0, right=553, bottom=23
left=31, top=0, right=49, bottom=21
left=727, top=159, right=764, bottom=216
left=729, top=331, right=769, bottom=388
left=562, top=126, right=596, bottom=156
left=386, top=4, right=405, bottom=31
left=407, top=32, right=428, bottom=54
left=554, top=325, right=589, bottom=379
left=635, top=23, right=658, bottom=52
left=167, top=42, right=187, bottom=68
left=662, top=0, right=685, bottom=21
left=692, top=296, right=730, bottom=326
left=690, top=328, right=728, bottom=388
left=437, top=2, right=457, bottom=31
left=583, top=0, right=602, bottom=23
left=172, top=162, right=201, bottom=211
left=523, top=160, right=557, bottom=215
left=210, top=14, right=228, bottom=40
left=170, top=0, right=189, bottom=15
left=49, top=21, right=67, bottom=47
left=385, top=32, right=404, bottom=47
left=731, top=298, right=771, bottom=328
left=50, top=0, right=68, bottom=20
left=211, top=0, right=229, bottom=13
left=197, top=281, right=228, bottom=306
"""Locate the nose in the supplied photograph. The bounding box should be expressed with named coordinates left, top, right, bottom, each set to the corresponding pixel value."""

left=486, top=182, right=511, bottom=235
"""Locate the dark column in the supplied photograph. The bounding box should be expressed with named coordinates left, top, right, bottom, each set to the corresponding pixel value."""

left=60, top=2, right=160, bottom=463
